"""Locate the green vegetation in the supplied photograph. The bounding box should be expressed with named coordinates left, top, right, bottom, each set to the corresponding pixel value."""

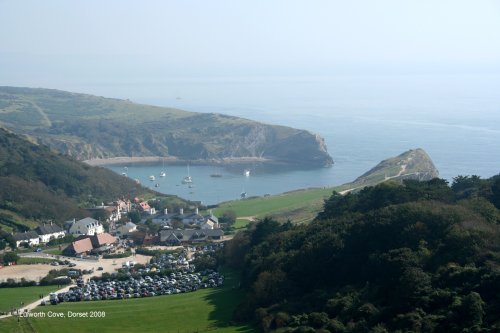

left=213, top=149, right=439, bottom=224
left=222, top=174, right=500, bottom=332
left=0, top=86, right=332, bottom=167
left=0, top=286, right=59, bottom=313
left=1, top=269, right=255, bottom=333
left=17, top=257, right=56, bottom=265
left=214, top=187, right=335, bottom=223
left=0, top=128, right=189, bottom=232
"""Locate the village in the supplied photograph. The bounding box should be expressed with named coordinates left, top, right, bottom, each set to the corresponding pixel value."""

left=6, top=197, right=225, bottom=259
left=0, top=196, right=230, bottom=317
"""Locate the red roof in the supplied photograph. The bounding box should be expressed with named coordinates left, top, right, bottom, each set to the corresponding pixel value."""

left=70, top=238, right=93, bottom=254
left=91, top=233, right=117, bottom=247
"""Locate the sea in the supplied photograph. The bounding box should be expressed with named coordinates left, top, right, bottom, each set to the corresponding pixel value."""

left=89, top=73, right=500, bottom=205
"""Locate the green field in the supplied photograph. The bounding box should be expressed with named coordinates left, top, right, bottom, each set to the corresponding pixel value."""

left=0, top=286, right=59, bottom=313
left=213, top=187, right=338, bottom=223
left=1, top=269, right=255, bottom=333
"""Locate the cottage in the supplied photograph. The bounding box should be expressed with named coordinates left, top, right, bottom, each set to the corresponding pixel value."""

left=68, top=217, right=104, bottom=236
left=116, top=222, right=137, bottom=236
left=138, top=201, right=156, bottom=215
left=35, top=223, right=66, bottom=243
left=13, top=231, right=40, bottom=247
left=152, top=208, right=176, bottom=225
left=200, top=220, right=215, bottom=230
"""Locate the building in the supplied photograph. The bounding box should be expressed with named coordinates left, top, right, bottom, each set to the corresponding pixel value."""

left=116, top=222, right=137, bottom=237
left=63, top=233, right=117, bottom=256
left=200, top=220, right=215, bottom=230
left=152, top=208, right=219, bottom=228
left=160, top=229, right=224, bottom=245
left=63, top=238, right=93, bottom=256
left=13, top=231, right=40, bottom=248
left=35, top=223, right=66, bottom=243
left=68, top=217, right=104, bottom=236
left=137, top=201, right=156, bottom=215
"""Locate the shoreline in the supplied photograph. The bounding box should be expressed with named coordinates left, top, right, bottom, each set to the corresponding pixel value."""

left=84, top=156, right=273, bottom=167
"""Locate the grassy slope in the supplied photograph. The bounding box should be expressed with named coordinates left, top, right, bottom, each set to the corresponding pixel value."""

left=1, top=269, right=254, bottom=333
left=213, top=187, right=337, bottom=224
left=0, top=87, right=332, bottom=166
left=213, top=149, right=438, bottom=225
left=0, top=286, right=60, bottom=313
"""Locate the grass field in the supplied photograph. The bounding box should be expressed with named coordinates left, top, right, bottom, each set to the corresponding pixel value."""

left=0, top=286, right=59, bottom=313
left=213, top=187, right=337, bottom=224
left=1, top=269, right=255, bottom=333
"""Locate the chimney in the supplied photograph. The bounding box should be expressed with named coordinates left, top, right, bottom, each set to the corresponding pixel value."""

left=164, top=208, right=168, bottom=215
left=180, top=208, right=184, bottom=215
left=195, top=207, right=199, bottom=215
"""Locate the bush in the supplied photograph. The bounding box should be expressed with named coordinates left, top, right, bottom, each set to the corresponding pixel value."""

left=102, top=250, right=131, bottom=259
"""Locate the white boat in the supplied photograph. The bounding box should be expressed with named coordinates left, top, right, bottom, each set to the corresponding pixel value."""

left=159, top=158, right=167, bottom=177
left=149, top=175, right=155, bottom=181
left=182, top=164, right=193, bottom=184
left=244, top=170, right=250, bottom=177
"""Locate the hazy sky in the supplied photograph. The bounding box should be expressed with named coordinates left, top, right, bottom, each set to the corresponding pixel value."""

left=1, top=0, right=500, bottom=87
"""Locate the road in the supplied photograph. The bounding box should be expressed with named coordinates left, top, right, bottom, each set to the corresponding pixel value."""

left=0, top=253, right=151, bottom=320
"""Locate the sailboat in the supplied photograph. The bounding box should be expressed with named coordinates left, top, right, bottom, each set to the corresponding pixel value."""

left=159, top=158, right=166, bottom=177
left=182, top=164, right=193, bottom=184
left=244, top=170, right=250, bottom=177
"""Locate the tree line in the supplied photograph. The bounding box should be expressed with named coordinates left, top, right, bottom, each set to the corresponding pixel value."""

left=221, top=175, right=500, bottom=332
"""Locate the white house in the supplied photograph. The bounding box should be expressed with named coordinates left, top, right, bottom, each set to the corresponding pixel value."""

left=35, top=223, right=66, bottom=243
left=116, top=222, right=137, bottom=236
left=68, top=217, right=104, bottom=236
left=200, top=220, right=215, bottom=230
left=13, top=231, right=40, bottom=247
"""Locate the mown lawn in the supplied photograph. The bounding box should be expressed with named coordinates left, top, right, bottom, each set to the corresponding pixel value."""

left=1, top=269, right=254, bottom=333
left=0, top=286, right=59, bottom=313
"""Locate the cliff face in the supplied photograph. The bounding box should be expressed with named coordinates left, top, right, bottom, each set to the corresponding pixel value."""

left=0, top=87, right=333, bottom=167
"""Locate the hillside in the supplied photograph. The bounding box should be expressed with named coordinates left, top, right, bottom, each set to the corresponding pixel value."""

left=0, top=86, right=333, bottom=167
left=224, top=174, right=500, bottom=332
left=0, top=128, right=182, bottom=231
left=214, top=148, right=439, bottom=223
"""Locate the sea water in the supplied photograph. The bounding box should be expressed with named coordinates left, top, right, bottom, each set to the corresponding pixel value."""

left=95, top=74, right=500, bottom=205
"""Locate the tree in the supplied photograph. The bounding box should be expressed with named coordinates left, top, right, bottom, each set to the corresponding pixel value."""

left=128, top=210, right=141, bottom=223
left=2, top=251, right=20, bottom=264
left=219, top=210, right=237, bottom=226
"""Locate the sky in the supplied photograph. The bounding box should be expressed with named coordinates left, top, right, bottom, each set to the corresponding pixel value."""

left=1, top=0, right=500, bottom=88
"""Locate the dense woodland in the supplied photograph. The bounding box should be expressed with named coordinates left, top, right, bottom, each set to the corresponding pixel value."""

left=223, top=175, right=500, bottom=332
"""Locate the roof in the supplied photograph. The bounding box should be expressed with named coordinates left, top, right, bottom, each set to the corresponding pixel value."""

left=13, top=231, right=39, bottom=241
left=160, top=229, right=223, bottom=242
left=205, top=214, right=219, bottom=223
left=74, top=217, right=101, bottom=228
left=124, top=222, right=136, bottom=228
left=69, top=238, right=93, bottom=254
left=35, top=224, right=64, bottom=236
left=91, top=233, right=117, bottom=247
